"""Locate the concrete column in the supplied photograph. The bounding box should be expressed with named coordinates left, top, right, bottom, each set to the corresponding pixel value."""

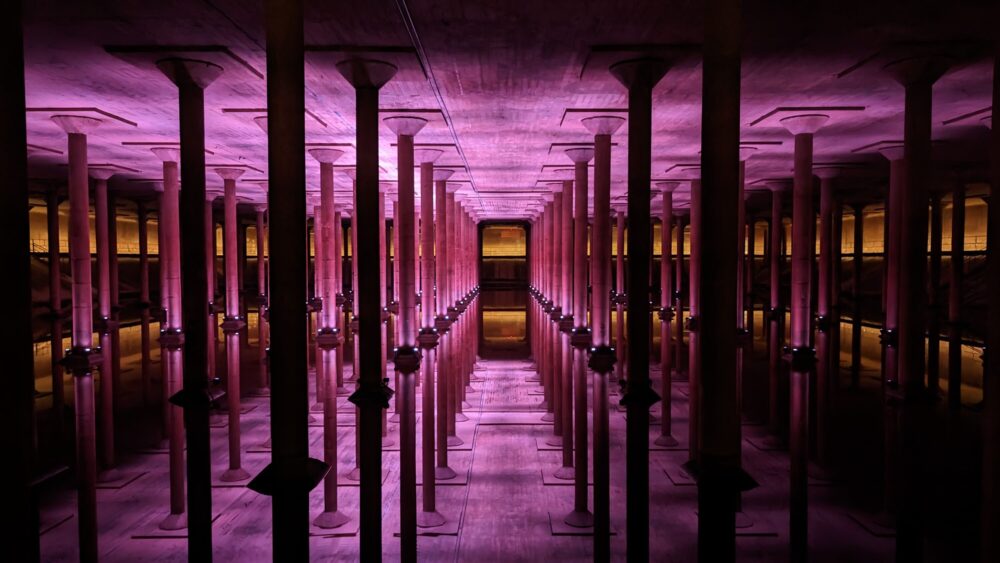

left=415, top=149, right=446, bottom=527
left=52, top=114, right=102, bottom=562
left=337, top=58, right=398, bottom=559
left=555, top=177, right=575, bottom=476
left=206, top=192, right=218, bottom=385
left=384, top=117, right=428, bottom=559
left=433, top=170, right=457, bottom=480
left=780, top=113, right=829, bottom=563
left=736, top=151, right=755, bottom=426
left=655, top=182, right=679, bottom=446
left=137, top=200, right=152, bottom=409
left=981, top=54, right=999, bottom=563
left=766, top=181, right=789, bottom=442
left=928, top=193, right=944, bottom=397
left=151, top=147, right=187, bottom=530
left=215, top=167, right=250, bottom=482
left=948, top=184, right=966, bottom=410
left=334, top=205, right=348, bottom=396
left=687, top=175, right=703, bottom=462
left=674, top=213, right=687, bottom=382
left=379, top=185, right=393, bottom=447
left=309, top=148, right=350, bottom=530
left=546, top=187, right=564, bottom=441
left=254, top=203, right=269, bottom=391
left=581, top=114, right=625, bottom=557
left=155, top=58, right=223, bottom=559
left=565, top=147, right=594, bottom=525
left=815, top=166, right=842, bottom=473
left=47, top=189, right=67, bottom=444
left=446, top=190, right=464, bottom=440
left=850, top=204, right=865, bottom=389
left=614, top=208, right=626, bottom=386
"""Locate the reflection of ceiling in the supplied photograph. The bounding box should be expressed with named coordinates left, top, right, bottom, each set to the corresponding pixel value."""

left=22, top=1, right=996, bottom=220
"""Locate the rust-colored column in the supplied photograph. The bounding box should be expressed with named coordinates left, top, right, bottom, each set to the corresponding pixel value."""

left=310, top=148, right=350, bottom=529
left=948, top=183, right=966, bottom=410
left=735, top=152, right=755, bottom=426
left=215, top=167, right=251, bottom=482
left=52, top=114, right=102, bottom=562
left=313, top=205, right=326, bottom=413
left=766, top=181, right=789, bottom=442
left=254, top=203, right=269, bottom=391
left=384, top=117, right=427, bottom=559
left=581, top=113, right=625, bottom=558
left=434, top=171, right=458, bottom=475
left=206, top=192, right=218, bottom=385
left=446, top=190, right=465, bottom=440
left=674, top=213, right=687, bottom=381
left=564, top=148, right=593, bottom=522
left=47, top=189, right=67, bottom=444
left=928, top=193, right=944, bottom=397
left=656, top=182, right=679, bottom=446
left=334, top=205, right=348, bottom=396
left=137, top=200, right=152, bottom=409
left=416, top=149, right=447, bottom=526
left=91, top=168, right=121, bottom=482
left=151, top=147, right=187, bottom=530
left=540, top=197, right=554, bottom=420
left=379, top=184, right=394, bottom=448
left=781, top=114, right=828, bottom=563
left=555, top=178, right=575, bottom=476
left=546, top=188, right=564, bottom=444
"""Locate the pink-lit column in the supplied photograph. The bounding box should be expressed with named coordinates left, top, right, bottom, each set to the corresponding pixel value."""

left=879, top=146, right=904, bottom=392
left=206, top=191, right=219, bottom=386
left=51, top=113, right=102, bottom=562
left=215, top=167, right=250, bottom=482
left=416, top=148, right=447, bottom=526
left=151, top=147, right=188, bottom=530
left=137, top=201, right=152, bottom=409
left=687, top=174, right=703, bottom=462
left=46, top=189, right=67, bottom=441
left=656, top=182, right=679, bottom=446
left=446, top=189, right=464, bottom=442
left=539, top=197, right=554, bottom=419
left=815, top=166, right=842, bottom=473
left=333, top=204, right=349, bottom=396
left=781, top=113, right=828, bottom=563
left=674, top=213, right=686, bottom=382
left=736, top=150, right=756, bottom=424
left=309, top=148, right=350, bottom=529
left=384, top=116, right=427, bottom=556
left=91, top=167, right=121, bottom=482
left=565, top=147, right=593, bottom=525
left=555, top=177, right=575, bottom=478
left=379, top=183, right=394, bottom=448
left=312, top=204, right=326, bottom=414
left=581, top=116, right=624, bottom=546
left=434, top=170, right=458, bottom=478
left=546, top=186, right=564, bottom=445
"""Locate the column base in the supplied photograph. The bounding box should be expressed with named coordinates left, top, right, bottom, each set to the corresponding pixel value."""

left=455, top=413, right=469, bottom=422
left=96, top=467, right=126, bottom=484
left=435, top=466, right=457, bottom=480
left=311, top=402, right=325, bottom=413
left=654, top=434, right=679, bottom=447
left=158, top=512, right=188, bottom=531
left=382, top=436, right=396, bottom=449
left=345, top=466, right=361, bottom=481
left=553, top=466, right=575, bottom=480
left=540, top=412, right=555, bottom=422
left=417, top=510, right=447, bottom=528
left=220, top=467, right=251, bottom=482
left=563, top=509, right=594, bottom=528
left=446, top=435, right=464, bottom=447
left=389, top=412, right=401, bottom=423
left=313, top=510, right=351, bottom=529
left=545, top=434, right=563, bottom=447
left=337, top=385, right=351, bottom=396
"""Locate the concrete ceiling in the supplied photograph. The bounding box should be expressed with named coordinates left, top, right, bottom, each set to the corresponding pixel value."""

left=22, top=0, right=996, bottom=220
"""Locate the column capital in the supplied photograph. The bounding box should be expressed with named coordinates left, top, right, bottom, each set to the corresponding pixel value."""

left=155, top=58, right=223, bottom=89
left=779, top=114, right=829, bottom=136
left=415, top=148, right=443, bottom=164
left=432, top=169, right=453, bottom=182
left=335, top=58, right=397, bottom=89
left=383, top=116, right=427, bottom=136
left=51, top=115, right=102, bottom=135
left=150, top=146, right=180, bottom=163
left=309, top=148, right=345, bottom=165
left=214, top=167, right=246, bottom=182
left=609, top=57, right=670, bottom=91
left=565, top=147, right=595, bottom=163
left=581, top=115, right=625, bottom=136
left=89, top=167, right=116, bottom=181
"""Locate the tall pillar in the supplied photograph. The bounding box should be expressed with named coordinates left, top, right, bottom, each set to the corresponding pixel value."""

left=766, top=181, right=789, bottom=442
left=138, top=200, right=152, bottom=409
left=565, top=147, right=594, bottom=526
left=581, top=113, right=625, bottom=559
left=3, top=7, right=38, bottom=556
left=981, top=53, right=999, bottom=563
left=206, top=192, right=218, bottom=385
left=674, top=213, right=687, bottom=381
left=151, top=147, right=188, bottom=530
left=52, top=114, right=102, bottom=562
left=736, top=151, right=755, bottom=426
left=780, top=113, right=829, bottom=563
left=850, top=204, right=865, bottom=389
left=415, top=148, right=446, bottom=527
left=309, top=148, right=350, bottom=530
left=687, top=174, right=703, bottom=462
left=433, top=170, right=457, bottom=478
left=948, top=183, right=966, bottom=410
left=928, top=193, right=944, bottom=397
left=614, top=208, right=626, bottom=387
left=336, top=58, right=398, bottom=560
left=215, top=167, right=251, bottom=482
left=384, top=116, right=428, bottom=560
left=656, top=182, right=679, bottom=446
left=445, top=190, right=464, bottom=441
left=47, top=189, right=67, bottom=445
left=91, top=168, right=121, bottom=481
left=815, top=167, right=841, bottom=472
left=254, top=203, right=269, bottom=391
left=555, top=178, right=575, bottom=477
left=546, top=187, right=564, bottom=442
left=333, top=205, right=348, bottom=397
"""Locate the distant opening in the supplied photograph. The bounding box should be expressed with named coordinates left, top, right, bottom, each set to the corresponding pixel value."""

left=478, top=223, right=529, bottom=358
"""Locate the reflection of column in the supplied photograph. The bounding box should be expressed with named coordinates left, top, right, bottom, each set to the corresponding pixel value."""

left=581, top=114, right=624, bottom=556
left=948, top=184, right=966, bottom=410
left=150, top=146, right=187, bottom=530
left=415, top=148, right=446, bottom=527
left=52, top=114, right=103, bottom=562
left=91, top=167, right=121, bottom=481
left=215, top=167, right=250, bottom=482
left=336, top=58, right=398, bottom=558
left=564, top=147, right=593, bottom=526
left=656, top=182, right=678, bottom=446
